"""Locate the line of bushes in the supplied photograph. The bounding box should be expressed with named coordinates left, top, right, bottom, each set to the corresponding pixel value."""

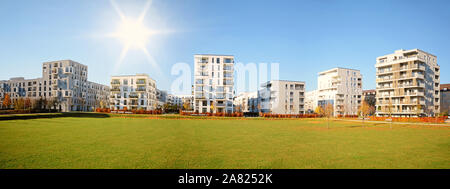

left=96, top=108, right=162, bottom=114
left=337, top=115, right=358, bottom=118
left=368, top=116, right=447, bottom=123
left=261, top=113, right=320, bottom=118
left=180, top=111, right=244, bottom=117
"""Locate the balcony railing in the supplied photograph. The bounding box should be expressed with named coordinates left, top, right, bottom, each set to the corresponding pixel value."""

left=129, top=94, right=139, bottom=98
left=136, top=80, right=146, bottom=85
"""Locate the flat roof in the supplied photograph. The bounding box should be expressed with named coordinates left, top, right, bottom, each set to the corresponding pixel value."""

left=319, top=67, right=360, bottom=74
left=194, top=54, right=234, bottom=57
left=377, top=48, right=436, bottom=59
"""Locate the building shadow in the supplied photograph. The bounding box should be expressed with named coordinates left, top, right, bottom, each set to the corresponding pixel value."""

left=0, top=112, right=110, bottom=121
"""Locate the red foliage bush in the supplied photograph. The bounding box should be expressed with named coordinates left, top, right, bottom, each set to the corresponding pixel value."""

left=368, top=116, right=446, bottom=123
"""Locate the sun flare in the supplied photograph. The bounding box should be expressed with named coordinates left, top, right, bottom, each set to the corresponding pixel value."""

left=115, top=18, right=151, bottom=49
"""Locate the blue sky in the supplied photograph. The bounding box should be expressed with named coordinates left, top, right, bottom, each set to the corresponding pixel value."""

left=0, top=0, right=449, bottom=93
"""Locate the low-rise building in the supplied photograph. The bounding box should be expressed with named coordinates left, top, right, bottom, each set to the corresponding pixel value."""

left=317, top=67, right=362, bottom=116
left=259, top=80, right=305, bottom=114
left=440, top=84, right=450, bottom=114
left=109, top=74, right=157, bottom=110
left=305, top=90, right=318, bottom=113
left=0, top=60, right=109, bottom=112
left=234, top=91, right=258, bottom=113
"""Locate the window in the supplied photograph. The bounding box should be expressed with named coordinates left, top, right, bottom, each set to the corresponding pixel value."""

left=216, top=58, right=220, bottom=63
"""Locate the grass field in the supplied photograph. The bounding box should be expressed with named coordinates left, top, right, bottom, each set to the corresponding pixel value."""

left=0, top=115, right=449, bottom=169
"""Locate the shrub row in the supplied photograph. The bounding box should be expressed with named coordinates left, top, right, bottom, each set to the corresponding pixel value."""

left=180, top=111, right=243, bottom=117
left=96, top=108, right=162, bottom=114
left=261, top=113, right=320, bottom=118
left=337, top=115, right=358, bottom=118
left=368, top=116, right=447, bottom=123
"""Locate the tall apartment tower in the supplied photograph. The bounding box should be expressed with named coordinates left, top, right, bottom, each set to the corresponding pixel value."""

left=317, top=68, right=362, bottom=116
left=109, top=74, right=157, bottom=110
left=258, top=80, right=305, bottom=114
left=193, top=54, right=235, bottom=113
left=375, top=49, right=440, bottom=117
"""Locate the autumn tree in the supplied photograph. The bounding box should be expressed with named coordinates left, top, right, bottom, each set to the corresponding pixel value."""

left=323, top=103, right=334, bottom=129
left=415, top=104, right=422, bottom=118
left=359, top=101, right=370, bottom=127
left=100, top=100, right=105, bottom=109
left=14, top=98, right=25, bottom=110
left=2, top=94, right=11, bottom=109
left=314, top=106, right=324, bottom=117
left=24, top=98, right=31, bottom=110
left=183, top=101, right=191, bottom=111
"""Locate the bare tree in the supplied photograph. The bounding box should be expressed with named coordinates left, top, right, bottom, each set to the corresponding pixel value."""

left=387, top=100, right=393, bottom=129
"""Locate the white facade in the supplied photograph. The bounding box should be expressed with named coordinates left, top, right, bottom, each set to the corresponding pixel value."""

left=259, top=80, right=305, bottom=114
left=193, top=54, right=235, bottom=113
left=317, top=67, right=362, bottom=116
left=109, top=74, right=157, bottom=110
left=0, top=60, right=109, bottom=112
left=234, top=91, right=258, bottom=113
left=375, top=49, right=440, bottom=117
left=304, top=90, right=318, bottom=113
left=174, top=94, right=194, bottom=110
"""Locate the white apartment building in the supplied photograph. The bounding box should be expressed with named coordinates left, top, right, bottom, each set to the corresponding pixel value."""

left=234, top=91, right=258, bottom=113
left=156, top=89, right=168, bottom=108
left=193, top=54, right=235, bottom=113
left=317, top=67, right=362, bottom=116
left=304, top=90, right=318, bottom=113
left=0, top=60, right=109, bottom=112
left=375, top=49, right=440, bottom=117
left=167, top=94, right=183, bottom=107
left=259, top=80, right=305, bottom=114
left=109, top=74, right=157, bottom=110
left=174, top=94, right=194, bottom=110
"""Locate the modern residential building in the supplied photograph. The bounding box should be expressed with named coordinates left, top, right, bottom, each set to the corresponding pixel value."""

left=0, top=60, right=109, bottom=112
left=167, top=94, right=183, bottom=107
left=316, top=67, right=362, bottom=116
left=375, top=49, right=440, bottom=117
left=156, top=89, right=168, bottom=108
left=259, top=80, right=305, bottom=114
left=175, top=94, right=194, bottom=110
left=440, top=84, right=450, bottom=114
left=109, top=74, right=157, bottom=110
left=193, top=54, right=235, bottom=113
left=362, top=89, right=376, bottom=106
left=234, top=91, right=258, bottom=113
left=304, top=90, right=318, bottom=113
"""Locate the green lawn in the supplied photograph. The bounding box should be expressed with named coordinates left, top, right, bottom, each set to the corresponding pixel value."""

left=0, top=116, right=449, bottom=169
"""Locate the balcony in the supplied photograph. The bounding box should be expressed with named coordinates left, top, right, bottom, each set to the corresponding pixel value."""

left=129, top=94, right=139, bottom=99
left=136, top=88, right=146, bottom=92
left=111, top=81, right=120, bottom=85
left=136, top=80, right=146, bottom=85
left=111, top=88, right=120, bottom=92
left=223, top=81, right=233, bottom=86
left=195, top=94, right=205, bottom=99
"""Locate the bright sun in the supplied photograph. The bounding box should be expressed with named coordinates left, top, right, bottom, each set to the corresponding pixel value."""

left=115, top=18, right=151, bottom=48
left=107, top=0, right=168, bottom=72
